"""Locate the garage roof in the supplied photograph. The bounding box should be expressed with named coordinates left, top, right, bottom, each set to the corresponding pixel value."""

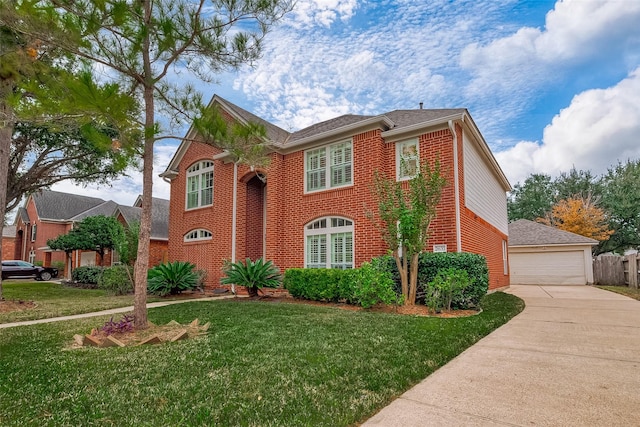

left=508, top=219, right=598, bottom=247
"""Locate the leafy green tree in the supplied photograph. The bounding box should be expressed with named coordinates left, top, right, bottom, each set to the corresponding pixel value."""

left=507, top=174, right=555, bottom=221
left=48, top=215, right=125, bottom=266
left=554, top=166, right=603, bottom=202
left=6, top=121, right=137, bottom=214
left=0, top=3, right=139, bottom=299
left=23, top=0, right=293, bottom=327
left=598, top=160, right=640, bottom=254
left=47, top=232, right=81, bottom=278
left=371, top=161, right=446, bottom=306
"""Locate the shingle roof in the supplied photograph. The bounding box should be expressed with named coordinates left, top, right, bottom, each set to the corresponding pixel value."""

left=383, top=109, right=467, bottom=128
left=115, top=198, right=169, bottom=240
left=508, top=219, right=598, bottom=246
left=70, top=200, right=119, bottom=221
left=2, top=225, right=16, bottom=238
left=218, top=96, right=291, bottom=144
left=32, top=190, right=106, bottom=221
left=288, top=114, right=378, bottom=143
left=16, top=207, right=29, bottom=224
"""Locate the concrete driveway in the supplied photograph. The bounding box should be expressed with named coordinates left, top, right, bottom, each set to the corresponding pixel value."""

left=364, top=285, right=640, bottom=426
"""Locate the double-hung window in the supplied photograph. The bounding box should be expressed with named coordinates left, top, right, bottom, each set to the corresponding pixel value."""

left=305, top=140, right=352, bottom=192
left=396, top=138, right=419, bottom=180
left=186, top=161, right=214, bottom=209
left=305, top=217, right=354, bottom=269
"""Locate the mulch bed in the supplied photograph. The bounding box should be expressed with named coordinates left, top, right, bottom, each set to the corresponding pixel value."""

left=0, top=300, right=37, bottom=313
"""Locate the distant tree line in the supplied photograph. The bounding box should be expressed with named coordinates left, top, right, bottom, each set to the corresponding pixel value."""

left=507, top=159, right=640, bottom=255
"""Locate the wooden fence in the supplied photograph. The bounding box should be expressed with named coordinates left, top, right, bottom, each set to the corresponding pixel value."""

left=593, top=254, right=639, bottom=288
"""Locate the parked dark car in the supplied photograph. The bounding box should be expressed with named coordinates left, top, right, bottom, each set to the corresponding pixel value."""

left=1, top=260, right=59, bottom=281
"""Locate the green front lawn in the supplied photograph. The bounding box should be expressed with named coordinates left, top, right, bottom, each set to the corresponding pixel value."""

left=0, top=281, right=202, bottom=324
left=0, top=293, right=524, bottom=426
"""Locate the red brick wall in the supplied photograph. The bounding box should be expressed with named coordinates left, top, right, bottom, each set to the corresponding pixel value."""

left=2, top=236, right=15, bottom=261
left=168, top=123, right=509, bottom=291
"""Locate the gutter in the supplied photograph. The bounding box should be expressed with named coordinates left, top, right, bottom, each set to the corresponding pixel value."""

left=448, top=120, right=462, bottom=253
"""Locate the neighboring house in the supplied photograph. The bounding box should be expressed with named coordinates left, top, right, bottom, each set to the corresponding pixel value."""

left=12, top=190, right=169, bottom=276
left=162, top=95, right=512, bottom=291
left=508, top=219, right=598, bottom=285
left=113, top=196, right=170, bottom=266
left=2, top=225, right=16, bottom=261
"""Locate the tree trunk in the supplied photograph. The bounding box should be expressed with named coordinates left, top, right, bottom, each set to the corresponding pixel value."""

left=408, top=252, right=420, bottom=305
left=0, top=89, right=16, bottom=301
left=393, top=251, right=409, bottom=304
left=132, top=0, right=153, bottom=329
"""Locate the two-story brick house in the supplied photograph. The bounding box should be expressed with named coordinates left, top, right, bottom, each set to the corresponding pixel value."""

left=162, top=96, right=511, bottom=291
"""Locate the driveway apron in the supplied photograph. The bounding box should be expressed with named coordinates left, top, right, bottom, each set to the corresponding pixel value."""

left=364, top=285, right=640, bottom=426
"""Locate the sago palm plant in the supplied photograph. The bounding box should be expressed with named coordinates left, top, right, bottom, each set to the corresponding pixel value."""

left=147, top=261, right=198, bottom=296
left=221, top=258, right=281, bottom=297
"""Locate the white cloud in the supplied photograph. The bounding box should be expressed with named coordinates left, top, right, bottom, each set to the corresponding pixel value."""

left=286, top=0, right=358, bottom=28
left=495, top=68, right=640, bottom=185
left=461, top=0, right=640, bottom=99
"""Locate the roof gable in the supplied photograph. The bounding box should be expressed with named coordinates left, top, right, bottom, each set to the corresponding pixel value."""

left=114, top=197, right=169, bottom=240
left=508, top=219, right=599, bottom=246
left=32, top=190, right=106, bottom=221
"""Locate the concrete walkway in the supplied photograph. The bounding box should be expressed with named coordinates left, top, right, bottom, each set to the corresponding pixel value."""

left=0, top=295, right=236, bottom=329
left=364, top=285, right=640, bottom=426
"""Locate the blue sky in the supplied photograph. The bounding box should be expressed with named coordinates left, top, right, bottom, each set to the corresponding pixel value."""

left=52, top=0, right=640, bottom=206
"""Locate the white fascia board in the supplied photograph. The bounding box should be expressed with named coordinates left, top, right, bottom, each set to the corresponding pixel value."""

left=509, top=242, right=599, bottom=248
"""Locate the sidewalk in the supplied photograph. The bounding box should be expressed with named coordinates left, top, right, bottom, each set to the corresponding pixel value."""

left=0, top=295, right=236, bottom=329
left=364, top=285, right=640, bottom=426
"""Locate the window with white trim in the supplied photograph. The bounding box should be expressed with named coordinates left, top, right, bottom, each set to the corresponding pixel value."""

left=184, top=229, right=213, bottom=242
left=186, top=161, right=214, bottom=209
left=396, top=138, right=419, bottom=180
left=31, top=224, right=37, bottom=242
left=502, top=240, right=508, bottom=275
left=304, top=217, right=354, bottom=269
left=28, top=250, right=36, bottom=264
left=305, top=141, right=352, bottom=192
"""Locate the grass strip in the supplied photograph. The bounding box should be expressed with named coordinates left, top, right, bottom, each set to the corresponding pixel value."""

left=0, top=292, right=523, bottom=426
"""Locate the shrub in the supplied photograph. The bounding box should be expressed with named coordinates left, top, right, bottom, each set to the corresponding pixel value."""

left=147, top=261, right=198, bottom=296
left=72, top=266, right=105, bottom=285
left=98, top=314, right=134, bottom=336
left=373, top=252, right=489, bottom=308
left=98, top=265, right=133, bottom=295
left=424, top=268, right=472, bottom=313
left=221, top=258, right=281, bottom=297
left=51, top=261, right=65, bottom=271
left=352, top=262, right=401, bottom=308
left=283, top=262, right=400, bottom=308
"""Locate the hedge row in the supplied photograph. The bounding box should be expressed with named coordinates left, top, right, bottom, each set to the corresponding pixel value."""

left=374, top=252, right=489, bottom=308
left=283, top=262, right=398, bottom=308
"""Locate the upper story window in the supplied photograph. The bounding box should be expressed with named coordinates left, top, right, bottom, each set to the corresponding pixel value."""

left=305, top=140, right=352, bottom=192
left=396, top=138, right=419, bottom=180
left=186, top=161, right=214, bottom=209
left=31, top=224, right=37, bottom=242
left=184, top=229, right=213, bottom=242
left=304, top=217, right=354, bottom=269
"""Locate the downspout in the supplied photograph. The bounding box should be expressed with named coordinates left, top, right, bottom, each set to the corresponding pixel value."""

left=230, top=162, right=238, bottom=294
left=448, top=120, right=462, bottom=253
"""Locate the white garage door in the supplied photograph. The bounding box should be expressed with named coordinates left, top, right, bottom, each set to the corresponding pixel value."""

left=510, top=250, right=586, bottom=285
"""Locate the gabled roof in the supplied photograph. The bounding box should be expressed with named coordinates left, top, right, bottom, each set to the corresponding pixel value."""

left=70, top=200, right=119, bottom=221
left=508, top=219, right=599, bottom=247
left=31, top=190, right=106, bottom=221
left=161, top=96, right=510, bottom=190
left=15, top=207, right=30, bottom=224
left=114, top=197, right=170, bottom=240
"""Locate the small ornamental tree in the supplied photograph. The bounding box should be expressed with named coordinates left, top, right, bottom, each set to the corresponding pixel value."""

left=370, top=160, right=446, bottom=305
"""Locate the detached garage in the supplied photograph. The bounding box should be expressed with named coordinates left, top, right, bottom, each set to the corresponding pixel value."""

left=508, top=219, right=598, bottom=285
